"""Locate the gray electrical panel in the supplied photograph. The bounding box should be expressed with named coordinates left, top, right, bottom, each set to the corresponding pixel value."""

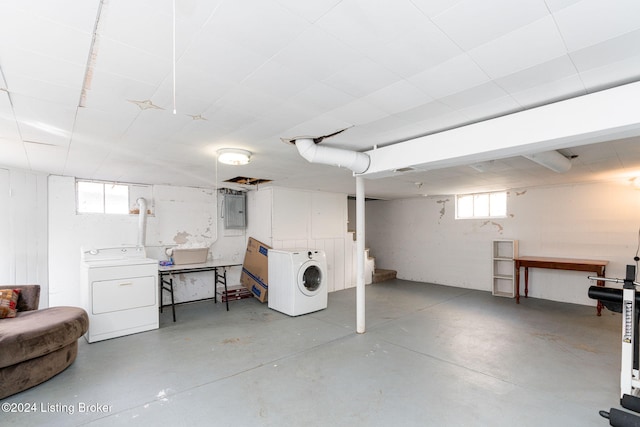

left=224, top=194, right=246, bottom=229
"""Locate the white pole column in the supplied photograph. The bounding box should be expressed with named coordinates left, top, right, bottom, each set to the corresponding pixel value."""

left=356, top=175, right=365, bottom=334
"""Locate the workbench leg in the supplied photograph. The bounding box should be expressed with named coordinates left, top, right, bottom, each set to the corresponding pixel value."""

left=213, top=267, right=217, bottom=305
left=224, top=269, right=229, bottom=311
left=169, top=278, right=176, bottom=322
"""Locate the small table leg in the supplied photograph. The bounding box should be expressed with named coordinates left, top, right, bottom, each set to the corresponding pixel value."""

left=213, top=268, right=231, bottom=312
left=515, top=264, right=520, bottom=304
left=159, top=274, right=177, bottom=322
left=524, top=267, right=529, bottom=298
left=596, top=267, right=605, bottom=316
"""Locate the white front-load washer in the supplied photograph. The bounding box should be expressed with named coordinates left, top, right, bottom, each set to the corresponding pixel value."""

left=268, top=249, right=328, bottom=316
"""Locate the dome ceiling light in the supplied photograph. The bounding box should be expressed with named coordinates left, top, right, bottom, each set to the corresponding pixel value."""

left=217, top=148, right=252, bottom=165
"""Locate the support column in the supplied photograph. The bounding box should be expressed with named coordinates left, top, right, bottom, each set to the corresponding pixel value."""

left=356, top=175, right=365, bottom=334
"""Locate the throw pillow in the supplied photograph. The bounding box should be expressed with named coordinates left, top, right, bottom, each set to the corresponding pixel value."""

left=0, top=289, right=20, bottom=319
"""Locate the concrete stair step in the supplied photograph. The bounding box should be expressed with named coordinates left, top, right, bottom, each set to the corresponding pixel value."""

left=372, top=269, right=397, bottom=283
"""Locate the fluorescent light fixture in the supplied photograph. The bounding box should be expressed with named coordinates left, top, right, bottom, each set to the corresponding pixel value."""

left=523, top=150, right=571, bottom=173
left=218, top=148, right=251, bottom=165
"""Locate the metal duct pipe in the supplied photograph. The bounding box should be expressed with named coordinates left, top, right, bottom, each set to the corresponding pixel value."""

left=293, top=137, right=370, bottom=333
left=137, top=197, right=147, bottom=247
left=523, top=150, right=571, bottom=173
left=294, top=138, right=370, bottom=174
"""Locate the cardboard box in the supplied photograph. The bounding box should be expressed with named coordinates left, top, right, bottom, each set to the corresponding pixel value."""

left=172, top=248, right=209, bottom=265
left=240, top=237, right=270, bottom=302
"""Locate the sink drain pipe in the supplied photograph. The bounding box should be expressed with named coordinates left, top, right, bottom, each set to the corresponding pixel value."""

left=137, top=197, right=147, bottom=247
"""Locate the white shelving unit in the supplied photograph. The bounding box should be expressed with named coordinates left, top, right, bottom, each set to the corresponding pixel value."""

left=492, top=239, right=518, bottom=298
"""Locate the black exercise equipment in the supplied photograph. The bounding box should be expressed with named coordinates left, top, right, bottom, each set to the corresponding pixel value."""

left=589, top=265, right=640, bottom=426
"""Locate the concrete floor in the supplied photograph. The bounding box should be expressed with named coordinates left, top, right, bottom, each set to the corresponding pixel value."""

left=2, top=280, right=624, bottom=426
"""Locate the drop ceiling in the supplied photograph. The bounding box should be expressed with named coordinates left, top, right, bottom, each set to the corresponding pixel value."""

left=1, top=0, right=640, bottom=199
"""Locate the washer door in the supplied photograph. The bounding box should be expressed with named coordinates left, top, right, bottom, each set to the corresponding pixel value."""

left=297, top=260, right=323, bottom=297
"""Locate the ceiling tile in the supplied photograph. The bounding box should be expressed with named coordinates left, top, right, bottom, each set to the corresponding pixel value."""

left=63, top=144, right=111, bottom=179
left=578, top=56, right=640, bottom=93
left=123, top=110, right=192, bottom=145
left=0, top=91, right=19, bottom=138
left=570, top=28, right=640, bottom=74
left=0, top=47, right=86, bottom=99
left=219, top=120, right=289, bottom=147
left=457, top=94, right=521, bottom=123
left=431, top=0, right=549, bottom=50
left=197, top=0, right=309, bottom=59
left=553, top=0, right=640, bottom=51
left=392, top=101, right=459, bottom=124
left=83, top=69, right=158, bottom=112
left=544, top=0, right=582, bottom=13
left=12, top=0, right=100, bottom=33
left=242, top=60, right=315, bottom=101
left=100, top=1, right=172, bottom=59
left=101, top=0, right=224, bottom=59
left=469, top=16, right=567, bottom=79
left=271, top=26, right=364, bottom=82
left=363, top=80, right=433, bottom=115
left=318, top=0, right=433, bottom=49
left=24, top=142, right=68, bottom=174
left=409, top=0, right=466, bottom=18
left=212, top=85, right=286, bottom=118
left=613, top=138, right=640, bottom=169
left=341, top=117, right=409, bottom=145
left=71, top=107, right=136, bottom=144
left=390, top=108, right=471, bottom=138
left=508, top=74, right=586, bottom=108
left=260, top=102, right=320, bottom=132
left=1, top=1, right=640, bottom=199
left=0, top=5, right=93, bottom=66
left=275, top=0, right=343, bottom=22
left=287, top=82, right=355, bottom=116
left=6, top=75, right=80, bottom=107
left=323, top=57, right=402, bottom=98
left=360, top=22, right=463, bottom=78
left=0, top=139, right=29, bottom=170
left=180, top=37, right=268, bottom=85
left=495, top=55, right=578, bottom=93
left=0, top=87, right=27, bottom=169
left=95, top=38, right=171, bottom=86
left=408, top=54, right=490, bottom=99
left=324, top=99, right=388, bottom=126
left=438, top=81, right=509, bottom=111
left=11, top=95, right=77, bottom=147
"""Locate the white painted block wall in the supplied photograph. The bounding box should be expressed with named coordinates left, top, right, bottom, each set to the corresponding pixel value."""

left=48, top=176, right=246, bottom=307
left=246, top=186, right=354, bottom=292
left=365, top=180, right=640, bottom=306
left=0, top=168, right=48, bottom=307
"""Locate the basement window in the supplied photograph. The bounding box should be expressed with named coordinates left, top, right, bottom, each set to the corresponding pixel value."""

left=76, top=180, right=153, bottom=215
left=455, top=191, right=507, bottom=219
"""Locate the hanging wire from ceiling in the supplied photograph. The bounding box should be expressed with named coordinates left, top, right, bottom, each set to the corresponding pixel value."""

left=172, top=0, right=177, bottom=115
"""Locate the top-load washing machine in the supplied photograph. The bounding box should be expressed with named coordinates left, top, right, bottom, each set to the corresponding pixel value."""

left=268, top=249, right=328, bottom=316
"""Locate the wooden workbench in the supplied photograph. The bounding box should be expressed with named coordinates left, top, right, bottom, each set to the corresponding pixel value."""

left=514, top=256, right=608, bottom=315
